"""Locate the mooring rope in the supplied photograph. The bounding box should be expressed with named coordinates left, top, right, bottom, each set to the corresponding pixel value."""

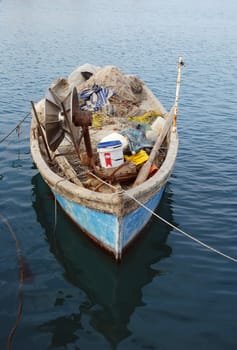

left=87, top=171, right=237, bottom=263
left=0, top=112, right=31, bottom=144
left=125, top=192, right=237, bottom=263
left=53, top=195, right=58, bottom=235
left=0, top=213, right=24, bottom=350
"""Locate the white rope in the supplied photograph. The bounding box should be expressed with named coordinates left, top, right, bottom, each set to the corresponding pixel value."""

left=124, top=192, right=237, bottom=263
left=51, top=171, right=237, bottom=263
left=53, top=194, right=58, bottom=235
left=88, top=172, right=237, bottom=263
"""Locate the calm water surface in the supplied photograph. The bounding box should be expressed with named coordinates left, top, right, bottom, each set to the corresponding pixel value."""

left=0, top=0, right=237, bottom=349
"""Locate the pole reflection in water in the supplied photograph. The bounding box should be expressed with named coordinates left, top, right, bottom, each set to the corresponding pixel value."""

left=31, top=173, right=175, bottom=348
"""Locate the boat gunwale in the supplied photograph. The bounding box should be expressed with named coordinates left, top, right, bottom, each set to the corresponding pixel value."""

left=30, top=118, right=178, bottom=216
left=30, top=73, right=179, bottom=216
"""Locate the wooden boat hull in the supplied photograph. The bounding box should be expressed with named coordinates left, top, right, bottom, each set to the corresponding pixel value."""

left=30, top=63, right=181, bottom=261
left=31, top=115, right=178, bottom=260
left=53, top=186, right=165, bottom=260
left=31, top=113, right=178, bottom=260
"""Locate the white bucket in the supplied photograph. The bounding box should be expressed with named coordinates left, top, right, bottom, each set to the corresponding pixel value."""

left=100, top=132, right=128, bottom=150
left=97, top=140, right=124, bottom=168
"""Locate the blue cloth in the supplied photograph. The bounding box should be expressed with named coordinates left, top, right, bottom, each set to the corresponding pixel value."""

left=79, top=84, right=114, bottom=112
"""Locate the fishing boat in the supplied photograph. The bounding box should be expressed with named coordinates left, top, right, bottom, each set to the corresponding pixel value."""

left=30, top=57, right=183, bottom=261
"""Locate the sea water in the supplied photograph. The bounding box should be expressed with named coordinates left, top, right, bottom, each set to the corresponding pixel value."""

left=0, top=0, right=237, bottom=349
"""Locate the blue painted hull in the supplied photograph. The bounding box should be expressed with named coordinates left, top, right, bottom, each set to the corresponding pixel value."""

left=53, top=186, right=164, bottom=260
left=30, top=69, right=180, bottom=261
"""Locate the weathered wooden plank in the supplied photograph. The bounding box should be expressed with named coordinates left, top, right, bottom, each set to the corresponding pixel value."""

left=133, top=105, right=175, bottom=187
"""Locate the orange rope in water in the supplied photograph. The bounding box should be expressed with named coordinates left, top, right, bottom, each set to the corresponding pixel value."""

left=0, top=213, right=24, bottom=350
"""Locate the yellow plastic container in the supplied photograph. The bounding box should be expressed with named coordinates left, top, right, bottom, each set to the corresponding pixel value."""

left=124, top=150, right=149, bottom=166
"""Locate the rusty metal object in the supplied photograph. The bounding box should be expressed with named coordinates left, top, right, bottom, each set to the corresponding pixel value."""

left=94, top=161, right=137, bottom=183
left=70, top=86, right=94, bottom=167
left=71, top=85, right=92, bottom=127
left=72, top=110, right=92, bottom=127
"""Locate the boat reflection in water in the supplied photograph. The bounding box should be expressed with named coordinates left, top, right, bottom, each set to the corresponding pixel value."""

left=32, top=173, right=175, bottom=348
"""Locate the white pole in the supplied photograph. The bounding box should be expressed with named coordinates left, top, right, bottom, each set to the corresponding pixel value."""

left=173, top=56, right=184, bottom=132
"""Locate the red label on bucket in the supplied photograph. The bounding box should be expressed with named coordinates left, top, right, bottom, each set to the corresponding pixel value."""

left=104, top=152, right=112, bottom=167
